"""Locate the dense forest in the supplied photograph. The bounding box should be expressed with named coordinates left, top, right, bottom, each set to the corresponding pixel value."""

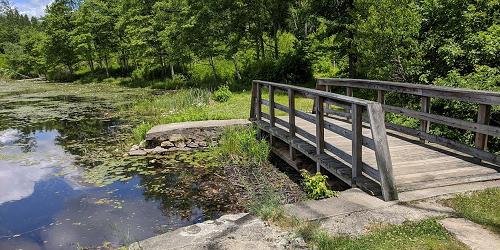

left=0, top=0, right=498, bottom=91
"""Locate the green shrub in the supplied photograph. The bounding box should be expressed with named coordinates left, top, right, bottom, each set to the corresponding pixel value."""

left=212, top=84, right=232, bottom=102
left=301, top=170, right=337, bottom=200
left=132, top=122, right=153, bottom=143
left=151, top=75, right=187, bottom=90
left=218, top=126, right=270, bottom=166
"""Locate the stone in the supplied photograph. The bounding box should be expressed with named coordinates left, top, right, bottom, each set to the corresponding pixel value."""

left=169, top=134, right=185, bottom=142
left=187, top=142, right=199, bottom=148
left=161, top=141, right=175, bottom=148
left=139, top=140, right=147, bottom=149
left=130, top=145, right=140, bottom=151
left=198, top=141, right=208, bottom=147
left=129, top=149, right=147, bottom=156
left=175, top=141, right=186, bottom=148
left=439, top=218, right=500, bottom=250
left=151, top=146, right=168, bottom=155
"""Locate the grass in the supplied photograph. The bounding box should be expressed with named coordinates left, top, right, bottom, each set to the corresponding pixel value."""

left=445, top=188, right=500, bottom=234
left=297, top=219, right=466, bottom=250
left=217, top=125, right=270, bottom=166
left=128, top=88, right=314, bottom=142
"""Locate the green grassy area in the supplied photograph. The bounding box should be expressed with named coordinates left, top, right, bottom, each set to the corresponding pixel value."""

left=445, top=188, right=500, bottom=234
left=127, top=89, right=314, bottom=142
left=298, top=219, right=466, bottom=250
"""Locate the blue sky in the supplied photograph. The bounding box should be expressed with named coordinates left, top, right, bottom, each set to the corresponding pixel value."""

left=12, top=0, right=53, bottom=17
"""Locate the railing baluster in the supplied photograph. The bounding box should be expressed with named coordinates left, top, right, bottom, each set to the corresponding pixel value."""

left=420, top=96, right=431, bottom=143
left=288, top=89, right=296, bottom=160
left=475, top=104, right=491, bottom=152
left=269, top=85, right=275, bottom=127
left=256, top=82, right=262, bottom=121
left=315, top=96, right=325, bottom=172
left=351, top=103, right=362, bottom=187
left=377, top=90, right=385, bottom=104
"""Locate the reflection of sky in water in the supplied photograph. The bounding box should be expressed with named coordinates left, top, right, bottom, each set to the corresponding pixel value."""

left=0, top=129, right=201, bottom=249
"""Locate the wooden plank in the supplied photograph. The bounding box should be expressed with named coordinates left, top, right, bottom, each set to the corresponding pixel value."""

left=254, top=80, right=371, bottom=106
left=315, top=96, right=325, bottom=172
left=475, top=104, right=492, bottom=150
left=269, top=85, right=275, bottom=127
left=256, top=83, right=262, bottom=121
left=317, top=78, right=500, bottom=105
left=377, top=90, right=385, bottom=104
left=386, top=122, right=500, bottom=166
left=382, top=104, right=500, bottom=138
left=250, top=81, right=258, bottom=120
left=352, top=103, right=363, bottom=187
left=367, top=103, right=398, bottom=201
left=398, top=173, right=500, bottom=192
left=289, top=89, right=297, bottom=160
left=420, top=96, right=431, bottom=143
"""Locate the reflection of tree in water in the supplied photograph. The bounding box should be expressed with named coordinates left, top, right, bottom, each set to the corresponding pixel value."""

left=138, top=159, right=244, bottom=220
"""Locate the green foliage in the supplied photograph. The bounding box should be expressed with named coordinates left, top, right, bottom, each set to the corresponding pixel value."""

left=446, top=188, right=500, bottom=234
left=247, top=190, right=286, bottom=222
left=217, top=126, right=270, bottom=167
left=132, top=122, right=152, bottom=144
left=300, top=170, right=337, bottom=200
left=212, top=84, right=232, bottom=103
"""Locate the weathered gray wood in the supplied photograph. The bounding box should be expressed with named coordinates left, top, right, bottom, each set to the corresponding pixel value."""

left=346, top=87, right=353, bottom=97
left=318, top=78, right=500, bottom=105
left=315, top=96, right=325, bottom=172
left=352, top=104, right=363, bottom=187
left=255, top=80, right=371, bottom=106
left=250, top=81, right=258, bottom=120
left=377, top=90, right=385, bottom=104
left=475, top=104, right=491, bottom=151
left=420, top=96, right=431, bottom=143
left=382, top=104, right=500, bottom=138
left=386, top=122, right=500, bottom=165
left=367, top=103, right=398, bottom=201
left=289, top=89, right=297, bottom=160
left=256, top=82, right=262, bottom=121
left=269, top=85, right=276, bottom=127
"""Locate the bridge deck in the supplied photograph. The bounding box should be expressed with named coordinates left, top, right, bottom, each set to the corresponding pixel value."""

left=261, top=115, right=500, bottom=194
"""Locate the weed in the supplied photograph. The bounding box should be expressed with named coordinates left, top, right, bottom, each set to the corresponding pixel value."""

left=212, top=84, right=232, bottom=102
left=132, top=122, right=152, bottom=143
left=217, top=126, right=270, bottom=167
left=301, top=170, right=337, bottom=200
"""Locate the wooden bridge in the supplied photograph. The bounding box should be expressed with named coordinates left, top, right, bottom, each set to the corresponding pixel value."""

left=250, top=79, right=500, bottom=201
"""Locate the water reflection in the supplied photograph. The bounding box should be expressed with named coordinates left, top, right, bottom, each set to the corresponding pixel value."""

left=0, top=93, right=242, bottom=249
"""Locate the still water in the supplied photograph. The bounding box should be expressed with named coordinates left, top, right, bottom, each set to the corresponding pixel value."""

left=0, top=85, right=236, bottom=249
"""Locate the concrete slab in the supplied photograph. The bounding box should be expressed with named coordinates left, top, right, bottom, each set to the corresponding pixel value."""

left=128, top=213, right=306, bottom=250
left=284, top=188, right=393, bottom=221
left=440, top=218, right=500, bottom=250
left=146, top=119, right=250, bottom=141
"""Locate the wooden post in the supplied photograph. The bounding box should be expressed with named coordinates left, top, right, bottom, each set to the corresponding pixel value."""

left=288, top=89, right=297, bottom=160
left=346, top=87, right=353, bottom=97
left=256, top=82, right=262, bottom=121
left=367, top=103, right=398, bottom=201
left=250, top=81, right=258, bottom=120
left=315, top=96, right=325, bottom=173
left=377, top=90, right=385, bottom=104
left=269, top=85, right=275, bottom=127
left=475, top=104, right=491, bottom=151
left=420, top=96, right=431, bottom=143
left=351, top=104, right=363, bottom=187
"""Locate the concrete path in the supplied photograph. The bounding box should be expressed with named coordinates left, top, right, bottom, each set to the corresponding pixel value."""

left=440, top=218, right=500, bottom=250
left=128, top=213, right=306, bottom=250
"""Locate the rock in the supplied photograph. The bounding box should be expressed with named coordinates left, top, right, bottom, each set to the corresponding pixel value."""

left=175, top=141, right=186, bottom=148
left=161, top=141, right=175, bottom=148
left=169, top=134, right=185, bottom=142
left=139, top=140, right=147, bottom=149
left=129, top=149, right=147, bottom=156
left=198, top=141, right=208, bottom=147
left=130, top=145, right=140, bottom=151
left=151, top=146, right=168, bottom=155
left=187, top=142, right=199, bottom=148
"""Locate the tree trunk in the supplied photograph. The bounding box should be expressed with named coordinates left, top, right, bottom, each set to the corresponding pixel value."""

left=232, top=55, right=241, bottom=80
left=170, top=64, right=175, bottom=78
left=104, top=54, right=110, bottom=77
left=273, top=30, right=279, bottom=59
left=259, top=34, right=265, bottom=59
left=209, top=55, right=219, bottom=79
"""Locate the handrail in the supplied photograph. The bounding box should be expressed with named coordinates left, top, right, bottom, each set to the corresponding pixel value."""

left=318, top=78, right=500, bottom=105
left=250, top=80, right=398, bottom=201
left=317, top=78, right=500, bottom=166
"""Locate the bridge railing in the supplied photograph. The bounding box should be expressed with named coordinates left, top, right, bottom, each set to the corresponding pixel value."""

left=250, top=80, right=398, bottom=201
left=317, top=78, right=500, bottom=166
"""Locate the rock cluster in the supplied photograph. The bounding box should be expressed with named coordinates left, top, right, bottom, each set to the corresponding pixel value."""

left=128, top=127, right=221, bottom=156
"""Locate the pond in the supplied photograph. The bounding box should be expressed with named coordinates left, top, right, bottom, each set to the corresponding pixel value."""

left=0, top=81, right=242, bottom=249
